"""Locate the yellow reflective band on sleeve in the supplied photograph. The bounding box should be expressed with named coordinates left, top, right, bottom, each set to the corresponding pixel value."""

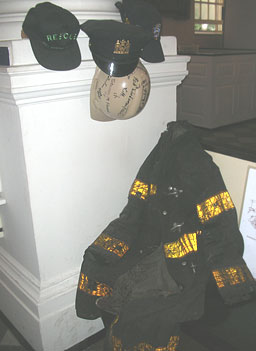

left=212, top=265, right=254, bottom=289
left=112, top=336, right=122, bottom=351
left=111, top=336, right=180, bottom=351
left=129, top=179, right=157, bottom=200
left=197, top=191, right=234, bottom=223
left=164, top=232, right=201, bottom=258
left=150, top=184, right=157, bottom=196
left=110, top=315, right=179, bottom=351
left=130, top=179, right=148, bottom=200
left=157, top=336, right=180, bottom=351
left=78, top=273, right=112, bottom=296
left=93, top=233, right=129, bottom=258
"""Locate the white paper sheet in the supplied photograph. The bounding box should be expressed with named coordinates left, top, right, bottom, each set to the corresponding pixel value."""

left=239, top=167, right=256, bottom=278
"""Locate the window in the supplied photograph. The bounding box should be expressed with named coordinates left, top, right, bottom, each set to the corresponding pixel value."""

left=194, top=0, right=224, bottom=34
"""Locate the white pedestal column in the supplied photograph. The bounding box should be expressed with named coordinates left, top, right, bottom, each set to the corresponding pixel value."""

left=0, top=2, right=190, bottom=350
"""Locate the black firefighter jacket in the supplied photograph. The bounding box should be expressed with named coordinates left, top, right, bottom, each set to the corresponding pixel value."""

left=75, top=121, right=256, bottom=349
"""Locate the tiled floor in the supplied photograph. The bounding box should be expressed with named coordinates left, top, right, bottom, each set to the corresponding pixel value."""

left=0, top=311, right=210, bottom=351
left=70, top=333, right=211, bottom=351
left=0, top=312, right=32, bottom=351
left=1, top=309, right=249, bottom=351
left=1, top=310, right=234, bottom=351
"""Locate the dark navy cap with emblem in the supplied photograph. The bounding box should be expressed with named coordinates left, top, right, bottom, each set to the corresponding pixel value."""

left=22, top=2, right=81, bottom=71
left=80, top=20, right=152, bottom=77
left=115, top=0, right=164, bottom=63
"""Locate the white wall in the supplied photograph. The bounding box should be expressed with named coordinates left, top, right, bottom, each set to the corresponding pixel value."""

left=208, top=151, right=256, bottom=222
left=208, top=151, right=256, bottom=282
left=0, top=176, right=4, bottom=236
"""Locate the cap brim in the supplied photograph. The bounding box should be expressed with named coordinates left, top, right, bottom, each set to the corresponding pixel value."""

left=92, top=53, right=139, bottom=77
left=140, top=39, right=164, bottom=63
left=29, top=39, right=81, bottom=71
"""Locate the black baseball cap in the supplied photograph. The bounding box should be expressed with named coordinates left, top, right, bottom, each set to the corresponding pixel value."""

left=115, top=0, right=164, bottom=63
left=22, top=2, right=81, bottom=71
left=81, top=20, right=152, bottom=77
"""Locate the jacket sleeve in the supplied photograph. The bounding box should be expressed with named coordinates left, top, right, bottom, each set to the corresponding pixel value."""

left=192, top=148, right=256, bottom=305
left=75, top=195, right=147, bottom=319
left=75, top=141, right=161, bottom=319
left=172, top=131, right=255, bottom=306
left=75, top=175, right=159, bottom=319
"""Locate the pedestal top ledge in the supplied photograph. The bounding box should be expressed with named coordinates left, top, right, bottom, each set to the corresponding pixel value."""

left=0, top=0, right=120, bottom=41
left=0, top=36, right=178, bottom=67
left=0, top=0, right=180, bottom=68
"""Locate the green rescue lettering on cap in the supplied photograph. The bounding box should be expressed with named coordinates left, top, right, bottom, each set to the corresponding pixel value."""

left=46, top=33, right=77, bottom=41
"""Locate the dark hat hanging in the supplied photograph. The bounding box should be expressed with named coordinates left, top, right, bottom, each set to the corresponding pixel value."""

left=80, top=20, right=152, bottom=77
left=115, top=0, right=164, bottom=63
left=22, top=2, right=81, bottom=71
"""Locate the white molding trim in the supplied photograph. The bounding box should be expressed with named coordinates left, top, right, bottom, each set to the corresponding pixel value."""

left=0, top=71, right=189, bottom=106
left=0, top=246, right=40, bottom=299
left=0, top=246, right=81, bottom=319
left=0, top=246, right=102, bottom=350
left=0, top=246, right=40, bottom=320
left=0, top=56, right=190, bottom=106
left=40, top=267, right=80, bottom=305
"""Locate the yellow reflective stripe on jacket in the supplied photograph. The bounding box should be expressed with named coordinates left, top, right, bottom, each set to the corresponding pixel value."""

left=78, top=273, right=112, bottom=296
left=130, top=179, right=157, bottom=200
left=197, top=191, right=234, bottom=223
left=111, top=335, right=180, bottom=351
left=164, top=231, right=201, bottom=258
left=212, top=265, right=254, bottom=289
left=93, top=233, right=129, bottom=257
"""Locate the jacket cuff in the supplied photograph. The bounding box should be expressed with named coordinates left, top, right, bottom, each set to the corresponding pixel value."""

left=211, top=259, right=256, bottom=305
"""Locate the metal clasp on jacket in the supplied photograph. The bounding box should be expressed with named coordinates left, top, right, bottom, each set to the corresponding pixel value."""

left=190, top=262, right=197, bottom=274
left=170, top=222, right=184, bottom=232
left=167, top=186, right=183, bottom=198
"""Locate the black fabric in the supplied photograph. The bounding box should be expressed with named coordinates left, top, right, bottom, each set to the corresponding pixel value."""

left=144, top=0, right=191, bottom=19
left=75, top=121, right=256, bottom=351
left=115, top=0, right=164, bottom=63
left=96, top=244, right=181, bottom=315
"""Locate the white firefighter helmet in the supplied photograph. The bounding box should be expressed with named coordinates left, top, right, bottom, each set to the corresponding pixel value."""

left=90, top=60, right=150, bottom=121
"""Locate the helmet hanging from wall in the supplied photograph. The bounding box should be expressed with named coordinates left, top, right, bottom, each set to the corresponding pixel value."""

left=90, top=60, right=151, bottom=121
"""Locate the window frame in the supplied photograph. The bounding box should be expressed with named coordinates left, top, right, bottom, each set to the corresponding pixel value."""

left=194, top=0, right=224, bottom=35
